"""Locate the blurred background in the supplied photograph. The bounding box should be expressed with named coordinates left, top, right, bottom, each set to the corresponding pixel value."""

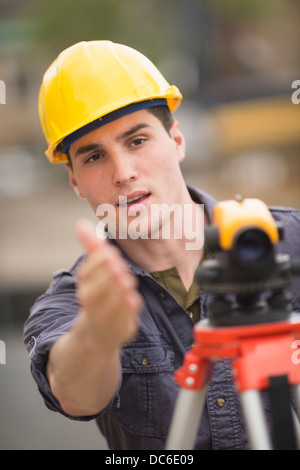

left=0, top=0, right=299, bottom=449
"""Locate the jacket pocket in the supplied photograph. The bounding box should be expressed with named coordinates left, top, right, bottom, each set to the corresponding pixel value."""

left=116, top=344, right=177, bottom=438
left=122, top=345, right=174, bottom=373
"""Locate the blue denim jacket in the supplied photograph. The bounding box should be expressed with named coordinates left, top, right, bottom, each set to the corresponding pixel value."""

left=23, top=187, right=300, bottom=450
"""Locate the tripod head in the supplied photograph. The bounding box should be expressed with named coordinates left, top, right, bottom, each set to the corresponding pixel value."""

left=196, top=195, right=300, bottom=326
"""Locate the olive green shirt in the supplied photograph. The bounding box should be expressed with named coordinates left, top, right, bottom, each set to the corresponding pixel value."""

left=151, top=266, right=201, bottom=323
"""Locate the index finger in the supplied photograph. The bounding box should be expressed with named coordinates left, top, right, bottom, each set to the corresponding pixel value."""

left=76, top=219, right=106, bottom=254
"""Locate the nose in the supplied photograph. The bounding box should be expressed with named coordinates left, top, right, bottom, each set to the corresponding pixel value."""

left=112, top=154, right=138, bottom=185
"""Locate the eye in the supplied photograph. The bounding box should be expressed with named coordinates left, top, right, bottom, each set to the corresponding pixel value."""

left=129, top=137, right=146, bottom=148
left=84, top=153, right=104, bottom=164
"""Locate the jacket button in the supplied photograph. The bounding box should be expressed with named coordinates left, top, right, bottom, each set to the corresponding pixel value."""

left=159, top=291, right=167, bottom=299
left=141, top=357, right=149, bottom=366
left=217, top=398, right=225, bottom=408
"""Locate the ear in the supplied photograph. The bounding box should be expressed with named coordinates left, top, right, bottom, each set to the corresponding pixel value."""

left=65, top=163, right=86, bottom=199
left=170, top=120, right=185, bottom=163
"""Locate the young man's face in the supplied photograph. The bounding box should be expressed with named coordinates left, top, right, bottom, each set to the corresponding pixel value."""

left=66, top=109, right=186, bottom=240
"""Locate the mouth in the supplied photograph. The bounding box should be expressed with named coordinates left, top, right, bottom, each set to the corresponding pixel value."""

left=117, top=192, right=151, bottom=208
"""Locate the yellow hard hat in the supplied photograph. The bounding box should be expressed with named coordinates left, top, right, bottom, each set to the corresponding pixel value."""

left=38, top=40, right=183, bottom=163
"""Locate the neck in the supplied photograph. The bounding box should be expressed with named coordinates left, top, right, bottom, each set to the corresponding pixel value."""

left=117, top=201, right=207, bottom=291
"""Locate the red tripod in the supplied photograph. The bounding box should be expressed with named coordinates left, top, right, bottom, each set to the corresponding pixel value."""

left=166, top=315, right=300, bottom=450
left=166, top=197, right=300, bottom=449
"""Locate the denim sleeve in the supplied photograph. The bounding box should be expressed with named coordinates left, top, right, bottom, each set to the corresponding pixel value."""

left=271, top=206, right=300, bottom=311
left=23, top=268, right=107, bottom=421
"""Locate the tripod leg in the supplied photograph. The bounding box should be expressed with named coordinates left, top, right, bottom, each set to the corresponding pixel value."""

left=239, top=390, right=272, bottom=450
left=291, top=407, right=300, bottom=449
left=291, top=384, right=300, bottom=421
left=165, top=386, right=207, bottom=450
left=291, top=384, right=300, bottom=449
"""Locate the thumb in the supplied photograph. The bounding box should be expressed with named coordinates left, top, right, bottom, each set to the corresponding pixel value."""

left=76, top=219, right=106, bottom=254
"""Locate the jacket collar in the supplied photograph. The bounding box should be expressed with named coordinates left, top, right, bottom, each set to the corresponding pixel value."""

left=186, top=184, right=217, bottom=223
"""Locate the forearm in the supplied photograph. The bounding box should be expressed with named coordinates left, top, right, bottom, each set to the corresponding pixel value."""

left=47, top=311, right=121, bottom=417
left=46, top=222, right=142, bottom=417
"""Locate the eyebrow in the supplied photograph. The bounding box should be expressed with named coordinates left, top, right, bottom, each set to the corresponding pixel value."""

left=116, top=123, right=150, bottom=141
left=73, top=123, right=151, bottom=158
left=74, top=143, right=101, bottom=158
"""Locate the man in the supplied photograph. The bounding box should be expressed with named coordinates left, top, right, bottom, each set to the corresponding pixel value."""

left=24, top=40, right=300, bottom=450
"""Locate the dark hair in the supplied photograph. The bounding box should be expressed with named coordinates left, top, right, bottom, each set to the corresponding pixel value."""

left=147, top=105, right=174, bottom=135
left=65, top=105, right=174, bottom=168
left=66, top=149, right=72, bottom=167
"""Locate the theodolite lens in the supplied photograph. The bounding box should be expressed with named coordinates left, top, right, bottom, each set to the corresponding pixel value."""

left=235, top=229, right=272, bottom=264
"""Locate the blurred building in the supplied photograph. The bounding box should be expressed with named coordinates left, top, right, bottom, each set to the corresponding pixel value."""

left=0, top=0, right=299, bottom=354
left=0, top=0, right=299, bottom=449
